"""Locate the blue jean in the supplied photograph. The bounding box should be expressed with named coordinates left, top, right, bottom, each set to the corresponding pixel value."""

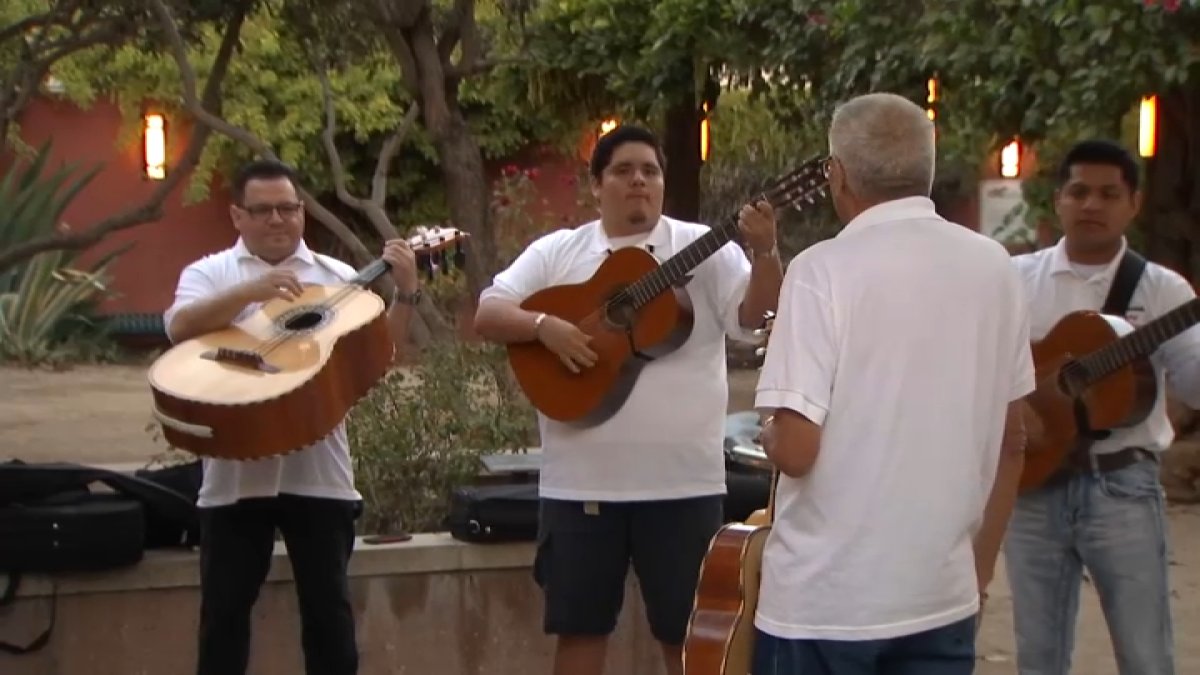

left=751, top=616, right=977, bottom=674
left=1004, top=456, right=1174, bottom=674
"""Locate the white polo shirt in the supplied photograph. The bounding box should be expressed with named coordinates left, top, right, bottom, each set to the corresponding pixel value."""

left=480, top=216, right=756, bottom=501
left=162, top=238, right=364, bottom=508
left=1012, top=238, right=1200, bottom=454
left=754, top=197, right=1035, bottom=640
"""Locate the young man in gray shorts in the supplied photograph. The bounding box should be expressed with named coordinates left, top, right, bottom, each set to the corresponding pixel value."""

left=473, top=124, right=783, bottom=675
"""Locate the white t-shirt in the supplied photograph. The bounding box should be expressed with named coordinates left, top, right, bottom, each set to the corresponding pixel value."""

left=754, top=197, right=1035, bottom=640
left=479, top=216, right=757, bottom=501
left=1013, top=238, right=1200, bottom=454
left=162, top=238, right=364, bottom=508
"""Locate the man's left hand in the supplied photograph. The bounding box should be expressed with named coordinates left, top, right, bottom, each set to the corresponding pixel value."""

left=738, top=199, right=778, bottom=257
left=382, top=238, right=419, bottom=294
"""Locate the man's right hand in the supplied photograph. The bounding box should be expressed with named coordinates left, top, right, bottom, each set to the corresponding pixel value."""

left=536, top=315, right=598, bottom=374
left=237, top=270, right=305, bottom=303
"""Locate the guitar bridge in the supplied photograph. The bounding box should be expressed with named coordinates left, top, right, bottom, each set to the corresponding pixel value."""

left=201, top=347, right=281, bottom=373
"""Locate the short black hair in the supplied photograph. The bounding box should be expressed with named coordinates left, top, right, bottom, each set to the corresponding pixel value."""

left=232, top=158, right=300, bottom=204
left=1057, top=139, right=1140, bottom=192
left=589, top=125, right=666, bottom=180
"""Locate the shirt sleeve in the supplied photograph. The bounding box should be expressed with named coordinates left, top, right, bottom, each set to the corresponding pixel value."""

left=707, top=241, right=756, bottom=342
left=754, top=257, right=837, bottom=425
left=478, top=233, right=555, bottom=304
left=162, top=263, right=218, bottom=344
left=1152, top=271, right=1200, bottom=409
left=1007, top=267, right=1037, bottom=401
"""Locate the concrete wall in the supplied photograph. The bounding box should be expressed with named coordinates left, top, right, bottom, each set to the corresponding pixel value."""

left=1, top=534, right=667, bottom=675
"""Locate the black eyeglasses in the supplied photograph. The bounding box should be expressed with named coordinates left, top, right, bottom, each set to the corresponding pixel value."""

left=238, top=202, right=303, bottom=219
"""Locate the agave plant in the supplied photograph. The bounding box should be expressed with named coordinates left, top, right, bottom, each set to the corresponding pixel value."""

left=0, top=141, right=116, bottom=366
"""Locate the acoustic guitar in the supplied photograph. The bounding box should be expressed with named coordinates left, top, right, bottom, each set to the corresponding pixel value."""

left=507, top=157, right=828, bottom=427
left=1019, top=297, right=1200, bottom=492
left=147, top=227, right=469, bottom=461
left=683, top=313, right=777, bottom=675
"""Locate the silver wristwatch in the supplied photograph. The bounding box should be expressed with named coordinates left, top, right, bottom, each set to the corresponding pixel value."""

left=392, top=287, right=423, bottom=306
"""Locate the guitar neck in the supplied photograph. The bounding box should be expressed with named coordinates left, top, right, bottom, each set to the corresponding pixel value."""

left=626, top=219, right=741, bottom=309
left=350, top=258, right=390, bottom=287
left=1080, top=297, right=1200, bottom=384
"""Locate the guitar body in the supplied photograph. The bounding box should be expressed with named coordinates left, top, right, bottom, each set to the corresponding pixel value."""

left=683, top=522, right=771, bottom=675
left=507, top=246, right=694, bottom=426
left=1019, top=310, right=1158, bottom=492
left=147, top=284, right=394, bottom=460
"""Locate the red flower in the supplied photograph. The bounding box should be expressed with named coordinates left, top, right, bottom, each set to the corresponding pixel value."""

left=502, top=164, right=519, bottom=177
left=1163, top=0, right=1180, bottom=11
left=524, top=168, right=540, bottom=179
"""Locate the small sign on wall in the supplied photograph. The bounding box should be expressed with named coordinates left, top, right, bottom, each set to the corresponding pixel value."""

left=978, top=178, right=1032, bottom=244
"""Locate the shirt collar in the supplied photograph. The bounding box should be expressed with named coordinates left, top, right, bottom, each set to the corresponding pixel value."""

left=586, top=216, right=675, bottom=254
left=232, top=237, right=316, bottom=266
left=836, top=196, right=942, bottom=238
left=1048, top=236, right=1127, bottom=280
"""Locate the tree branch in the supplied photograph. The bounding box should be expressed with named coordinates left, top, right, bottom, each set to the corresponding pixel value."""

left=0, top=2, right=247, bottom=275
left=371, top=104, right=419, bottom=204
left=314, top=64, right=366, bottom=212
left=146, top=0, right=374, bottom=267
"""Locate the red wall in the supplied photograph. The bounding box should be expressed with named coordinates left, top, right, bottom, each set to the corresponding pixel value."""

left=12, top=96, right=235, bottom=315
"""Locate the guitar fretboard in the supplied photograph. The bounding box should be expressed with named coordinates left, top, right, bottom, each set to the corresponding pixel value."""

left=624, top=219, right=741, bottom=309
left=620, top=158, right=828, bottom=311
left=1078, top=297, right=1200, bottom=384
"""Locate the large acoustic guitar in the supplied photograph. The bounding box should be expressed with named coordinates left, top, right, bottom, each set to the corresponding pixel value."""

left=507, top=157, right=828, bottom=427
left=684, top=313, right=776, bottom=675
left=147, top=227, right=469, bottom=461
left=1019, top=297, right=1200, bottom=492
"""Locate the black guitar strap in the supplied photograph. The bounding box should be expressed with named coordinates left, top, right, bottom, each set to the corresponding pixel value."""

left=1101, top=248, right=1147, bottom=317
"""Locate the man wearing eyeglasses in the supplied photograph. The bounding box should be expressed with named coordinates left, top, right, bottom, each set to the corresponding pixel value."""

left=163, top=158, right=421, bottom=675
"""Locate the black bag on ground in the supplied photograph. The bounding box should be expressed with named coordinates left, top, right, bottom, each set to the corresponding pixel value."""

left=447, top=483, right=539, bottom=543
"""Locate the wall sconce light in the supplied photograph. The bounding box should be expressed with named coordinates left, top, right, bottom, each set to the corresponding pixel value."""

left=1000, top=138, right=1021, bottom=178
left=1139, top=95, right=1157, bottom=158
left=700, top=102, right=710, bottom=163
left=144, top=113, right=166, bottom=180
left=599, top=118, right=618, bottom=136
left=926, top=77, right=938, bottom=121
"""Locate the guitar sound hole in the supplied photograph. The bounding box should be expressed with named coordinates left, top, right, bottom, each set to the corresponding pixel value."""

left=280, top=307, right=328, bottom=332
left=604, top=298, right=637, bottom=330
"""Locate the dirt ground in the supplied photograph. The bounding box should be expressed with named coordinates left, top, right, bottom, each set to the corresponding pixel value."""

left=2, top=364, right=1198, bottom=672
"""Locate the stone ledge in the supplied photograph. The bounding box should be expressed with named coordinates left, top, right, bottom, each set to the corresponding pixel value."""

left=8, top=533, right=536, bottom=600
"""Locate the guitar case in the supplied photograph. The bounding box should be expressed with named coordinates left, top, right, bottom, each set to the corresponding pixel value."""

left=447, top=483, right=540, bottom=543
left=0, top=460, right=201, bottom=655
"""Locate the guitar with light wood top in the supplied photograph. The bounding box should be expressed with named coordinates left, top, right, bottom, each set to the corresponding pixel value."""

left=507, top=158, right=828, bottom=428
left=683, top=313, right=777, bottom=675
left=1019, top=297, right=1200, bottom=492
left=147, top=228, right=469, bottom=461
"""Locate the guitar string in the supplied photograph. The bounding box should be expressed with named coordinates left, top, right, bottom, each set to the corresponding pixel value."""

left=248, top=245, right=449, bottom=359
left=608, top=164, right=826, bottom=313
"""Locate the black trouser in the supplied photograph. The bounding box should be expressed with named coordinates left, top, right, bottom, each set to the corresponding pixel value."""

left=196, top=494, right=360, bottom=675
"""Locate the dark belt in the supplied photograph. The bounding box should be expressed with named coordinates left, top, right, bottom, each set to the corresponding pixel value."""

left=1063, top=446, right=1154, bottom=474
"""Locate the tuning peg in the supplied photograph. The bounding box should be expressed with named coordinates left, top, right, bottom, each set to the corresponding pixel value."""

left=755, top=347, right=767, bottom=358
left=453, top=241, right=466, bottom=268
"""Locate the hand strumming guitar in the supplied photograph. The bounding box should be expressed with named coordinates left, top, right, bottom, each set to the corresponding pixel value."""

left=235, top=269, right=305, bottom=303
left=535, top=314, right=598, bottom=374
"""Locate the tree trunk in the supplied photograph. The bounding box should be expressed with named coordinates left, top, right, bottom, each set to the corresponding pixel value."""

left=1140, top=85, right=1200, bottom=282
left=433, top=111, right=496, bottom=298
left=662, top=94, right=703, bottom=222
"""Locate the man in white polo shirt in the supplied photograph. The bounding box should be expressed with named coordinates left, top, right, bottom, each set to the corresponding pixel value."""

left=1006, top=139, right=1200, bottom=675
left=163, top=159, right=421, bottom=675
left=473, top=124, right=782, bottom=675
left=752, top=92, right=1034, bottom=673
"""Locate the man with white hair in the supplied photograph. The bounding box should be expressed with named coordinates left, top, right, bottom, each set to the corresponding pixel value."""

left=750, top=92, right=1035, bottom=673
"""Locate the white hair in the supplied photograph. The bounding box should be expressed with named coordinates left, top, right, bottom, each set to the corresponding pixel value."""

left=828, top=92, right=936, bottom=202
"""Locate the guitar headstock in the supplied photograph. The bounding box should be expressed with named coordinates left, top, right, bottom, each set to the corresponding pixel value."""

left=407, top=225, right=471, bottom=280
left=763, top=156, right=830, bottom=214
